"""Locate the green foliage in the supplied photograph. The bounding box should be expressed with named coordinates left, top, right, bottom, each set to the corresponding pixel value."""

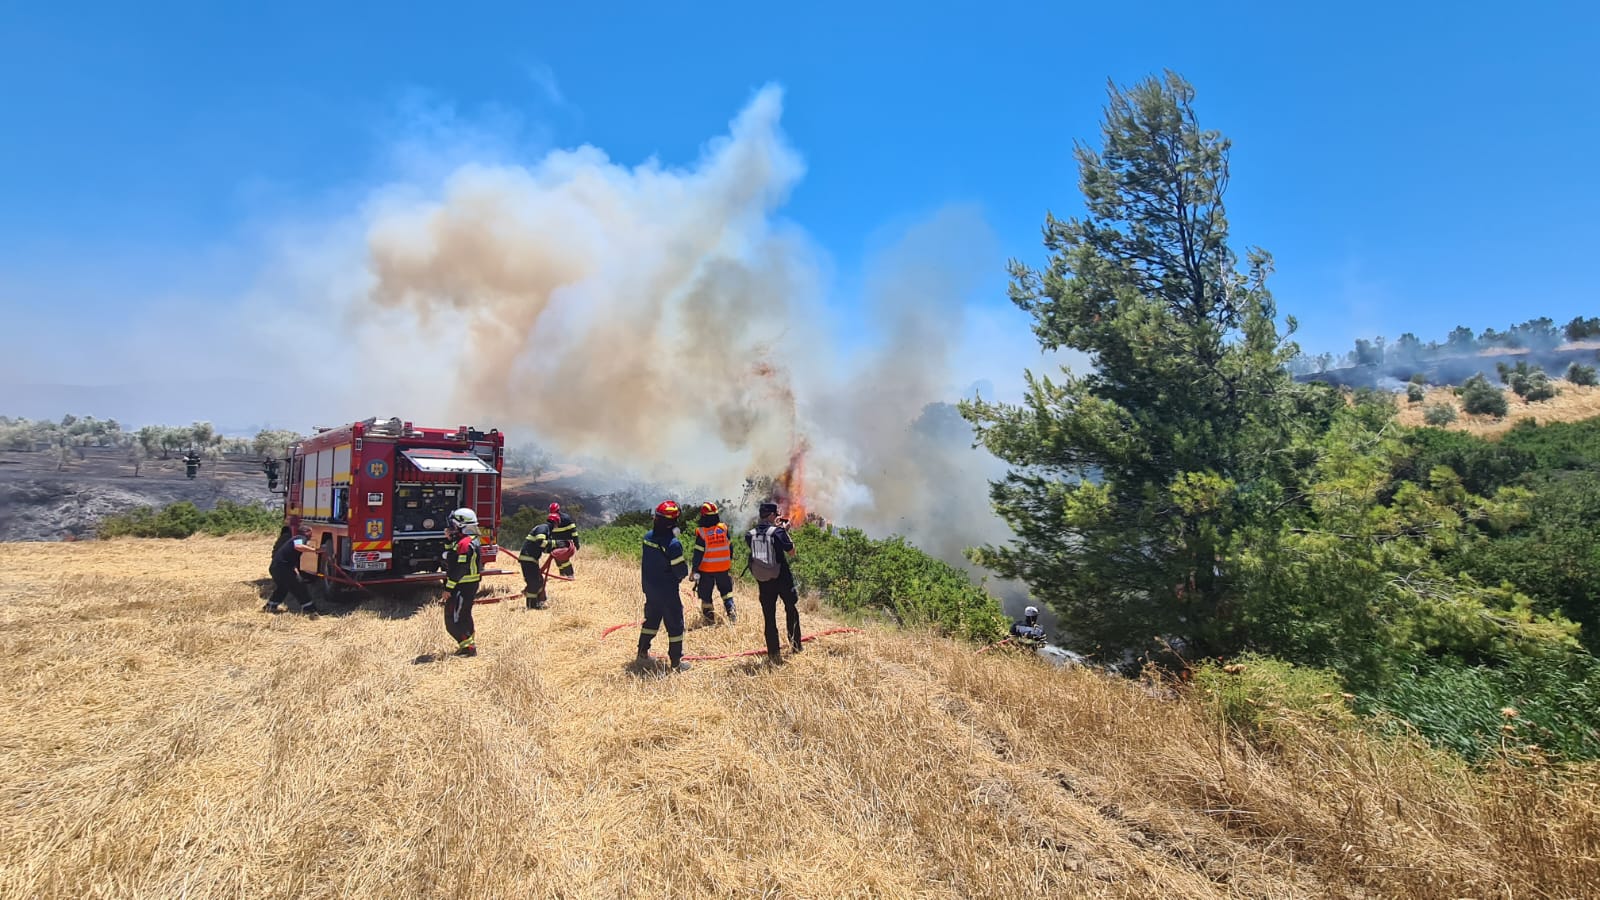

left=961, top=71, right=1305, bottom=661
left=1407, top=383, right=1426, bottom=404
left=1395, top=426, right=1531, bottom=495
left=1360, top=653, right=1600, bottom=762
left=252, top=429, right=302, bottom=458
left=98, top=501, right=265, bottom=539
left=1192, top=653, right=1356, bottom=740
left=1422, top=403, right=1457, bottom=425
left=1564, top=315, right=1600, bottom=343
left=1498, top=361, right=1558, bottom=402
left=580, top=518, right=1006, bottom=642
left=1459, top=373, right=1509, bottom=417
left=1566, top=363, right=1598, bottom=386
left=789, top=525, right=1008, bottom=642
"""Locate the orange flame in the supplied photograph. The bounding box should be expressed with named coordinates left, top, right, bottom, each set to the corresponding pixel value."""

left=774, top=442, right=808, bottom=526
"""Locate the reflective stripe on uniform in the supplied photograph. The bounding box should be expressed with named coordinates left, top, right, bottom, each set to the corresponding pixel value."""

left=696, top=525, right=733, bottom=572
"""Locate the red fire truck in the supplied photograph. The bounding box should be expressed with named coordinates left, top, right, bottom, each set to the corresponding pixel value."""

left=267, top=417, right=510, bottom=597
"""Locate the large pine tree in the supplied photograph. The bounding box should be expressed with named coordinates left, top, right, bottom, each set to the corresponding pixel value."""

left=961, top=72, right=1306, bottom=661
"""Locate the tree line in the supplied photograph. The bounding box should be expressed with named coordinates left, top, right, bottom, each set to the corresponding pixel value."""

left=1290, top=316, right=1600, bottom=375
left=0, top=415, right=302, bottom=473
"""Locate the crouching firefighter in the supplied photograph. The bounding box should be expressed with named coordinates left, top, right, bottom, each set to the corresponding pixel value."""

left=442, top=508, right=482, bottom=657
left=264, top=524, right=319, bottom=616
left=691, top=501, right=736, bottom=624
left=1010, top=605, right=1046, bottom=648
left=548, top=502, right=579, bottom=578
left=518, top=512, right=559, bottom=609
left=637, top=500, right=691, bottom=672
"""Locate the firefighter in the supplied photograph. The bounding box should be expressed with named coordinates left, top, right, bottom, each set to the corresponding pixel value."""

left=548, top=502, right=579, bottom=578
left=518, top=512, right=559, bottom=609
left=690, top=501, right=736, bottom=624
left=637, top=500, right=691, bottom=672
left=183, top=449, right=202, bottom=480
left=264, top=524, right=319, bottom=616
left=441, top=508, right=482, bottom=657
left=1011, top=605, right=1046, bottom=648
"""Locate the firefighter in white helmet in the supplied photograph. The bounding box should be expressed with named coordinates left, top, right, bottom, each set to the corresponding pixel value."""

left=441, top=508, right=482, bottom=657
left=1010, top=605, right=1046, bottom=647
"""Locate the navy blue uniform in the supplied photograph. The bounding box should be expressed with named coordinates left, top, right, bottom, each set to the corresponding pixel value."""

left=638, top=526, right=688, bottom=664
left=551, top=512, right=579, bottom=577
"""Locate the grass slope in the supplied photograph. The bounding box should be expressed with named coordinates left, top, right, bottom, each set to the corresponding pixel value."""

left=1, top=537, right=1596, bottom=898
left=1396, top=382, right=1600, bottom=436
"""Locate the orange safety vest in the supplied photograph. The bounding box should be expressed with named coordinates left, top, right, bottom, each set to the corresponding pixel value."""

left=696, top=524, right=733, bottom=572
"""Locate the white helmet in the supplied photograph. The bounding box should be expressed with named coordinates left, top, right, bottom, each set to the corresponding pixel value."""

left=448, top=508, right=480, bottom=534
left=1024, top=606, right=1039, bottom=618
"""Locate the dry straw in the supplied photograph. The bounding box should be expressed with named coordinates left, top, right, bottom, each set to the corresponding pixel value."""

left=0, top=537, right=1595, bottom=898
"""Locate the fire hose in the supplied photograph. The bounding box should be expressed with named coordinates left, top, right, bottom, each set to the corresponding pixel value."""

left=598, top=621, right=862, bottom=661
left=474, top=549, right=572, bottom=605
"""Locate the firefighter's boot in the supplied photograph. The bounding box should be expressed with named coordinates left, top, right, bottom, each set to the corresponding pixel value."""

left=701, top=604, right=716, bottom=626
left=724, top=598, right=737, bottom=624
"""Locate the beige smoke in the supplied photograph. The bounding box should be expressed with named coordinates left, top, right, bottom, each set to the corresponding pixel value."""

left=351, top=84, right=1016, bottom=554
left=360, top=85, right=811, bottom=487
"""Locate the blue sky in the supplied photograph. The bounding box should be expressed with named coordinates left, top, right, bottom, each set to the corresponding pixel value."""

left=2, top=0, right=1596, bottom=384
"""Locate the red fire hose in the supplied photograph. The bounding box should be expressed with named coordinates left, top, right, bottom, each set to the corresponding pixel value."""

left=599, top=621, right=862, bottom=661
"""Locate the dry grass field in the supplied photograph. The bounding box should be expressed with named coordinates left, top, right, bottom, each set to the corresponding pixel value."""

left=1395, top=381, right=1600, bottom=436
left=1, top=537, right=1597, bottom=898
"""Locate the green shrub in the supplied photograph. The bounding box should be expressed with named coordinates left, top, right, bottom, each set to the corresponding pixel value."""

left=581, top=518, right=1008, bottom=643
left=1423, top=403, right=1457, bottom=426
left=1191, top=653, right=1356, bottom=742
left=1566, top=363, right=1598, bottom=387
left=1460, top=373, right=1509, bottom=417
left=1406, top=383, right=1425, bottom=403
left=1359, top=653, right=1600, bottom=762
left=98, top=500, right=277, bottom=539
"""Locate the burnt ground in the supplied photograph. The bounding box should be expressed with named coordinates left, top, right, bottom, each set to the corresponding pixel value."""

left=0, top=448, right=614, bottom=542
left=0, top=448, right=279, bottom=542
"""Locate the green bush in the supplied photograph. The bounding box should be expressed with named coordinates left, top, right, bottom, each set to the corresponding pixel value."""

left=1191, top=653, right=1356, bottom=741
left=1459, top=373, right=1509, bottom=417
left=1359, top=653, right=1600, bottom=762
left=1422, top=403, right=1457, bottom=426
left=582, top=517, right=1008, bottom=643
left=1566, top=363, right=1598, bottom=387
left=789, top=525, right=1008, bottom=642
left=98, top=500, right=278, bottom=539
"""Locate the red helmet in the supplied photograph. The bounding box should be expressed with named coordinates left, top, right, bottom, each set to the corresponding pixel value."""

left=655, top=500, right=680, bottom=519
left=548, top=502, right=561, bottom=513
left=699, top=501, right=719, bottom=516
left=547, top=512, right=561, bottom=523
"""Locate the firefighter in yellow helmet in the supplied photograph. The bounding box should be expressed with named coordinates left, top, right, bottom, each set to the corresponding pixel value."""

left=690, top=501, right=737, bottom=624
left=442, top=508, right=483, bottom=657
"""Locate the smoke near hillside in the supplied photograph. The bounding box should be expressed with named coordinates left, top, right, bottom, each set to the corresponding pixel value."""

left=348, top=84, right=1048, bottom=563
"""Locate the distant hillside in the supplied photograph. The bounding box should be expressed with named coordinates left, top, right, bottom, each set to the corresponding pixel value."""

left=1396, top=382, right=1600, bottom=436
left=1297, top=343, right=1600, bottom=391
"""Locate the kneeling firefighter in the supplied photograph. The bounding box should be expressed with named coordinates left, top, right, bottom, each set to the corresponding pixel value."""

left=691, top=501, right=736, bottom=624
left=442, top=508, right=483, bottom=657
left=637, top=500, right=690, bottom=672
left=1010, top=605, right=1046, bottom=647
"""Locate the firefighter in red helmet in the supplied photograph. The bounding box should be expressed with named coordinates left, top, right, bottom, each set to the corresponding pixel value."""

left=518, top=512, right=560, bottom=609
left=637, top=500, right=691, bottom=672
left=690, top=501, right=737, bottom=624
left=548, top=502, right=579, bottom=579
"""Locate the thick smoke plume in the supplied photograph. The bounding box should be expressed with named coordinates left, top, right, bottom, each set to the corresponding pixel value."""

left=351, top=83, right=1021, bottom=564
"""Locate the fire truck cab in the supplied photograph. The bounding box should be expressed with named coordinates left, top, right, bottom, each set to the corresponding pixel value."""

left=268, top=417, right=508, bottom=597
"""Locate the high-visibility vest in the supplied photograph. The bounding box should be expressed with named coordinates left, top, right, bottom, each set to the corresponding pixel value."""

left=696, top=524, right=732, bottom=572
